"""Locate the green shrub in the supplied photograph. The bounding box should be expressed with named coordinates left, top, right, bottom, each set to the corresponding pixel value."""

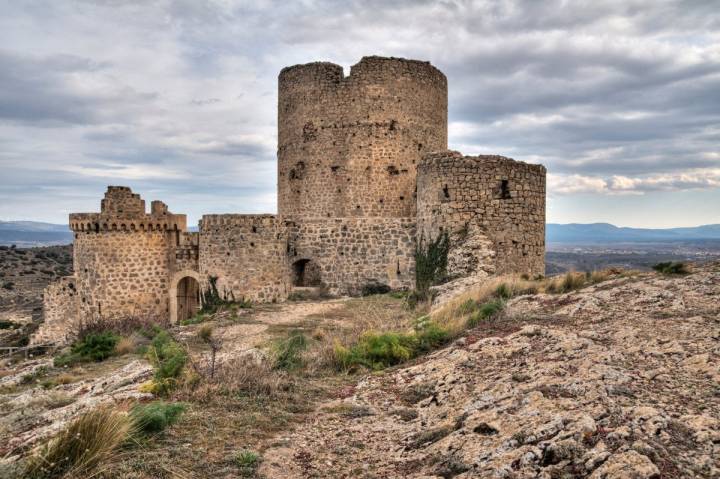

left=415, top=322, right=451, bottom=353
left=335, top=331, right=416, bottom=370
left=130, top=401, right=186, bottom=435
left=457, top=299, right=478, bottom=315
left=335, top=320, right=450, bottom=371
left=146, top=331, right=187, bottom=395
left=180, top=312, right=208, bottom=326
left=54, top=332, right=119, bottom=367
left=415, top=232, right=450, bottom=297
left=1, top=281, right=14, bottom=290
left=467, top=299, right=505, bottom=327
left=361, top=282, right=391, bottom=296
left=495, top=283, right=512, bottom=299
left=652, top=261, right=689, bottom=275
left=273, top=331, right=308, bottom=371
left=234, top=449, right=261, bottom=476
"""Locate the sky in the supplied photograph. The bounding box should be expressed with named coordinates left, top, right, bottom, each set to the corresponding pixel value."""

left=0, top=0, right=718, bottom=228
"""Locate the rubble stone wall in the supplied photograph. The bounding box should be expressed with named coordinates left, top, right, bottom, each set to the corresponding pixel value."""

left=31, top=277, right=80, bottom=345
left=289, top=217, right=416, bottom=295
left=72, top=229, right=174, bottom=322
left=417, top=151, right=546, bottom=277
left=278, top=56, right=448, bottom=219
left=199, top=215, right=291, bottom=303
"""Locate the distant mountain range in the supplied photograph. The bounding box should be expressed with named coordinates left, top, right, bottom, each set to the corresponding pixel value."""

left=2, top=220, right=720, bottom=247
left=0, top=221, right=73, bottom=247
left=547, top=223, right=720, bottom=244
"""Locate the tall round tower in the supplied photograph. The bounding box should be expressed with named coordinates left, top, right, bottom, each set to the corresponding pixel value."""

left=277, top=56, right=447, bottom=218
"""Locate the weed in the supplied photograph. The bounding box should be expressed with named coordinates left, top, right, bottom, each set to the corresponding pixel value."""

left=130, top=401, right=186, bottom=435
left=273, top=331, right=308, bottom=371
left=467, top=299, right=505, bottom=327
left=234, top=449, right=261, bottom=477
left=146, top=331, right=188, bottom=395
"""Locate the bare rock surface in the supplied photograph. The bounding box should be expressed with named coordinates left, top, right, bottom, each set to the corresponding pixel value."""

left=0, top=359, right=152, bottom=459
left=261, top=263, right=720, bottom=478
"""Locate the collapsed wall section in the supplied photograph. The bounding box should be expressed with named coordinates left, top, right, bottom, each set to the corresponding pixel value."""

left=288, top=217, right=416, bottom=295
left=31, top=277, right=79, bottom=345
left=278, top=56, right=448, bottom=218
left=199, top=215, right=291, bottom=302
left=417, top=151, right=546, bottom=277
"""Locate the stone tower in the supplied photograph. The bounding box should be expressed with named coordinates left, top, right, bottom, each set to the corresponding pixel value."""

left=69, top=187, right=188, bottom=323
left=277, top=56, right=448, bottom=218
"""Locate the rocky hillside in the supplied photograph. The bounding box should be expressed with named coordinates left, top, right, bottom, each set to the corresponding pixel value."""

left=0, top=245, right=72, bottom=345
left=261, top=262, right=720, bottom=478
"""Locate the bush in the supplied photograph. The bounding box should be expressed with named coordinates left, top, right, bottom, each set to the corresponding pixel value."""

left=146, top=331, right=188, bottom=395
left=652, top=261, right=689, bottom=275
left=273, top=331, right=308, bottom=371
left=54, top=332, right=119, bottom=367
left=2, top=281, right=14, bottom=290
left=495, top=283, right=512, bottom=299
left=361, top=282, right=391, bottom=296
left=235, top=449, right=261, bottom=476
left=415, top=322, right=451, bottom=353
left=334, top=320, right=450, bottom=371
left=130, top=401, right=186, bottom=435
left=467, top=299, right=505, bottom=328
left=24, top=407, right=133, bottom=478
left=415, top=232, right=450, bottom=297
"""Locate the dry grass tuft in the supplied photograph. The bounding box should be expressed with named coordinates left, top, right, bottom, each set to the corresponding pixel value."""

left=24, top=406, right=134, bottom=478
left=114, top=337, right=136, bottom=356
left=181, top=355, right=293, bottom=403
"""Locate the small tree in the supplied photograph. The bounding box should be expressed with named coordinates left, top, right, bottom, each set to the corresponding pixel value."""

left=415, top=231, right=450, bottom=298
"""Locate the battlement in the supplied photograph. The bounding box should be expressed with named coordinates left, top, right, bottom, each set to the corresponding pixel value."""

left=279, top=56, right=446, bottom=87
left=69, top=186, right=187, bottom=233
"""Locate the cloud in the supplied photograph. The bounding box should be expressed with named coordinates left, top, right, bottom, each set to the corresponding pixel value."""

left=549, top=168, right=720, bottom=196
left=0, top=0, right=719, bottom=225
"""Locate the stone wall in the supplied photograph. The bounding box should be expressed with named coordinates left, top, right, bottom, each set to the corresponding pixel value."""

left=31, top=277, right=80, bottom=345
left=278, top=56, right=447, bottom=219
left=417, top=151, right=546, bottom=277
left=199, top=215, right=291, bottom=303
left=73, top=230, right=174, bottom=321
left=289, top=217, right=416, bottom=295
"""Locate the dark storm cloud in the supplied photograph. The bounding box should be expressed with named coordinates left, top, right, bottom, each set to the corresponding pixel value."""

left=0, top=0, right=718, bottom=224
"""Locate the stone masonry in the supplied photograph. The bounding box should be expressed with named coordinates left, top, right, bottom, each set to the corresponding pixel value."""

left=35, top=56, right=546, bottom=345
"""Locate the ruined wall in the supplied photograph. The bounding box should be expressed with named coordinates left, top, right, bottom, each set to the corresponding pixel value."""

left=68, top=187, right=188, bottom=323
left=199, top=215, right=291, bottom=303
left=417, top=151, right=546, bottom=277
left=278, top=56, right=447, bottom=218
left=32, top=277, right=79, bottom=345
left=289, top=218, right=416, bottom=295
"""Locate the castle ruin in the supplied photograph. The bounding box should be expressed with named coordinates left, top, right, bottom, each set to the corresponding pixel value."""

left=33, top=56, right=546, bottom=345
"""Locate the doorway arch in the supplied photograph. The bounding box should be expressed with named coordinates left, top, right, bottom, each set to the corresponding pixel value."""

left=170, top=270, right=201, bottom=323
left=292, top=259, right=322, bottom=287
